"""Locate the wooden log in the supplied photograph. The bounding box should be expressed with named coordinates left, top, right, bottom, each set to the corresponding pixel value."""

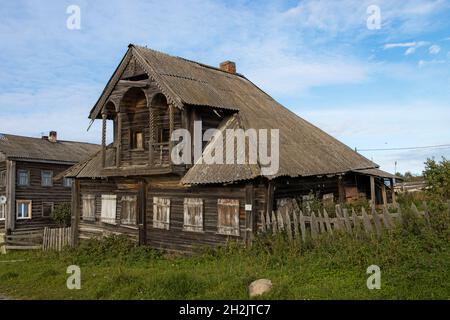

left=284, top=206, right=293, bottom=242
left=271, top=211, right=278, bottom=235
left=323, top=209, right=333, bottom=235
left=299, top=210, right=306, bottom=242
left=310, top=211, right=318, bottom=239
left=342, top=208, right=352, bottom=233
left=371, top=206, right=382, bottom=236
left=361, top=207, right=373, bottom=233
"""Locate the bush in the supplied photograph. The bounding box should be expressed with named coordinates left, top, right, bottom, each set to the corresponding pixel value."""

left=51, top=203, right=71, bottom=226
left=423, top=157, right=450, bottom=200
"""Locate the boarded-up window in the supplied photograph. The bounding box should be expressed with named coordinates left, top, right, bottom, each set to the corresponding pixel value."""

left=183, top=198, right=203, bottom=232
left=121, top=195, right=137, bottom=225
left=101, top=194, right=117, bottom=224
left=82, top=194, right=95, bottom=221
left=0, top=203, right=5, bottom=220
left=42, top=202, right=54, bottom=217
left=217, top=199, right=240, bottom=236
left=153, top=197, right=170, bottom=229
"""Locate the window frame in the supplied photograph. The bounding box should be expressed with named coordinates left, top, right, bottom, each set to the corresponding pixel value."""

left=41, top=170, right=53, bottom=187
left=120, top=195, right=137, bottom=225
left=0, top=202, right=5, bottom=221
left=217, top=199, right=240, bottom=236
left=183, top=198, right=204, bottom=233
left=16, top=200, right=32, bottom=220
left=42, top=201, right=54, bottom=218
left=153, top=197, right=170, bottom=230
left=81, top=194, right=96, bottom=221
left=131, top=129, right=144, bottom=150
left=17, top=169, right=30, bottom=186
left=100, top=194, right=117, bottom=225
left=0, top=170, right=6, bottom=187
left=63, top=177, right=72, bottom=188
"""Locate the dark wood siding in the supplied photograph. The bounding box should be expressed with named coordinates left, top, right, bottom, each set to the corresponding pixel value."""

left=0, top=161, right=5, bottom=230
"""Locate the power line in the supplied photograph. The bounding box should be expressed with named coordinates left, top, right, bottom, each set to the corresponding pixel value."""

left=356, top=144, right=450, bottom=152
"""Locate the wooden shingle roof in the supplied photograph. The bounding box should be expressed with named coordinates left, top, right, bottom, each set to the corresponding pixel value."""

left=0, top=134, right=100, bottom=164
left=82, top=45, right=381, bottom=183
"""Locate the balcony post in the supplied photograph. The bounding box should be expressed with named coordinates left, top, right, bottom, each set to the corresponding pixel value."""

left=149, top=106, right=155, bottom=166
left=116, top=112, right=122, bottom=167
left=102, top=112, right=107, bottom=168
left=169, top=104, right=174, bottom=165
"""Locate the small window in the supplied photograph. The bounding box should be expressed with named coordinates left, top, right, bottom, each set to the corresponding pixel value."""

left=217, top=199, right=240, bottom=236
left=17, top=200, right=32, bottom=220
left=101, top=194, right=117, bottom=224
left=42, top=202, right=54, bottom=217
left=0, top=203, right=5, bottom=220
left=132, top=130, right=144, bottom=150
left=183, top=198, right=203, bottom=232
left=82, top=194, right=96, bottom=221
left=17, top=170, right=29, bottom=186
left=0, top=170, right=6, bottom=187
left=153, top=197, right=170, bottom=229
left=41, top=170, right=53, bottom=187
left=63, top=177, right=72, bottom=188
left=121, top=195, right=137, bottom=225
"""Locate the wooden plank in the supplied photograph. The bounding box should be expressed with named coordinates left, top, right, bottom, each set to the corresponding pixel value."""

left=299, top=210, right=306, bottom=242
left=292, top=207, right=300, bottom=239
left=277, top=209, right=284, bottom=231
left=351, top=208, right=360, bottom=230
left=371, top=206, right=382, bottom=236
left=342, top=208, right=352, bottom=233
left=382, top=206, right=392, bottom=229
left=265, top=210, right=271, bottom=232
left=335, top=205, right=344, bottom=231
left=361, top=207, right=373, bottom=233
left=284, top=206, right=293, bottom=242
left=317, top=211, right=325, bottom=234
left=271, top=211, right=278, bottom=235
left=310, top=211, right=318, bottom=239
left=370, top=176, right=375, bottom=207
left=5, top=245, right=41, bottom=250
left=322, top=208, right=333, bottom=234
left=260, top=211, right=266, bottom=232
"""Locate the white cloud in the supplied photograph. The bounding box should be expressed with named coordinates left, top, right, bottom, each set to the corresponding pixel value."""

left=429, top=44, right=441, bottom=54
left=384, top=42, right=417, bottom=49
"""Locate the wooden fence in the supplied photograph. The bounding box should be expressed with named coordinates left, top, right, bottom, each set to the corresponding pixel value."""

left=42, top=226, right=72, bottom=251
left=0, top=226, right=72, bottom=252
left=260, top=199, right=430, bottom=242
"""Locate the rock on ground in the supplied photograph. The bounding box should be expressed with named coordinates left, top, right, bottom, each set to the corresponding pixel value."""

left=248, top=279, right=273, bottom=298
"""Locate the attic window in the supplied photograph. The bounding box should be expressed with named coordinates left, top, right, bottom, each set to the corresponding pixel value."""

left=183, top=198, right=203, bottom=232
left=217, top=199, right=240, bottom=236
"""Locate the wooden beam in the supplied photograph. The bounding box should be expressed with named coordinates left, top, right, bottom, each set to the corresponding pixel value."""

left=381, top=181, right=387, bottom=207
left=116, top=112, right=122, bottom=167
left=101, top=113, right=107, bottom=168
left=245, top=184, right=255, bottom=246
left=5, top=160, right=15, bottom=232
left=370, top=176, right=376, bottom=206
left=70, top=179, right=80, bottom=247
left=390, top=178, right=397, bottom=207
left=149, top=105, right=155, bottom=166
left=266, top=181, right=274, bottom=221
left=169, top=104, right=174, bottom=166
left=138, top=180, right=147, bottom=246
left=338, top=176, right=345, bottom=204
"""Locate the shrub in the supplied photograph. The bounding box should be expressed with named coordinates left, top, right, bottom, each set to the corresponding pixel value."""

left=51, top=203, right=71, bottom=226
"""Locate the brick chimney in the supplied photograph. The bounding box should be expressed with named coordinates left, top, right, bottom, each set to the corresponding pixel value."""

left=219, top=61, right=236, bottom=74
left=48, top=131, right=57, bottom=143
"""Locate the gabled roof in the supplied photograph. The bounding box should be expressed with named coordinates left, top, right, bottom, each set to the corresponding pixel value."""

left=82, top=45, right=381, bottom=184
left=0, top=133, right=100, bottom=164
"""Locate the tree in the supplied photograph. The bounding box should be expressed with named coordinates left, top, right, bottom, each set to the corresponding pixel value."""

left=423, top=157, right=450, bottom=200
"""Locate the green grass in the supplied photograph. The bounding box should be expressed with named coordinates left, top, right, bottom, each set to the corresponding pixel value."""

left=1, top=207, right=449, bottom=300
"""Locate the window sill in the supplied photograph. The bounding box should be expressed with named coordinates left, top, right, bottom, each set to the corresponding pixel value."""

left=17, top=217, right=31, bottom=220
left=215, top=232, right=240, bottom=237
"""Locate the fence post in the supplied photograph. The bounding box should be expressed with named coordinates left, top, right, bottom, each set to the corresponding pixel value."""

left=260, top=211, right=266, bottom=232
left=342, top=208, right=352, bottom=233
left=271, top=211, right=278, bottom=234
left=299, top=210, right=306, bottom=242
left=361, top=207, right=373, bottom=233
left=284, top=206, right=293, bottom=242
left=371, top=206, right=382, bottom=236
left=310, top=211, right=318, bottom=239
left=323, top=208, right=333, bottom=234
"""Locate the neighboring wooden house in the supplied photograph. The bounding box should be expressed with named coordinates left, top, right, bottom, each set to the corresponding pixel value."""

left=0, top=132, right=99, bottom=233
left=63, top=44, right=397, bottom=252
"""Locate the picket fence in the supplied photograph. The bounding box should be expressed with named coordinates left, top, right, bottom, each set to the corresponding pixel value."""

left=259, top=199, right=430, bottom=242
left=42, top=226, right=72, bottom=251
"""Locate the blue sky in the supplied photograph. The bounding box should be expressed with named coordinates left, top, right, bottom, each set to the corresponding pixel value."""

left=0, top=0, right=449, bottom=174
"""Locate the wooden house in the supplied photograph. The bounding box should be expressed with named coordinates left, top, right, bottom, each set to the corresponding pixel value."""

left=63, top=45, right=397, bottom=252
left=0, top=132, right=99, bottom=233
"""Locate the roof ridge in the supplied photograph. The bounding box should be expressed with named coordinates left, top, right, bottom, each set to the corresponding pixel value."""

left=1, top=133, right=99, bottom=146
left=131, top=44, right=248, bottom=80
